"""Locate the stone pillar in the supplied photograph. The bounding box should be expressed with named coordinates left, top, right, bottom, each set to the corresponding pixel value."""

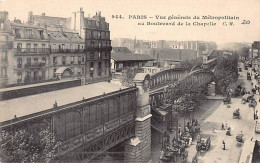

left=124, top=73, right=152, bottom=162
left=207, top=82, right=216, bottom=96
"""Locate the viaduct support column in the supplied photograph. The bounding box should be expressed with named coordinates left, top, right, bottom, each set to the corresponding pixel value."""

left=124, top=73, right=152, bottom=162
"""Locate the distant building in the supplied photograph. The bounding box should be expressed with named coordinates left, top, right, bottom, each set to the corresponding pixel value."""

left=111, top=47, right=155, bottom=72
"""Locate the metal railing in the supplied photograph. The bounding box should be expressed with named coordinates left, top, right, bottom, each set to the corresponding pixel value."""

left=85, top=46, right=112, bottom=51
left=14, top=48, right=50, bottom=55
left=24, top=62, right=46, bottom=68
left=50, top=49, right=85, bottom=53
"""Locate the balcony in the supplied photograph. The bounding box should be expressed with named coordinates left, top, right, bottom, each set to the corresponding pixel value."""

left=50, top=49, right=85, bottom=54
left=85, top=46, right=112, bottom=51
left=24, top=62, right=46, bottom=68
left=14, top=48, right=50, bottom=55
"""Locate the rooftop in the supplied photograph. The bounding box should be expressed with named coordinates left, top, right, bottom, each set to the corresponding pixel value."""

left=0, top=82, right=127, bottom=123
left=148, top=48, right=197, bottom=61
left=48, top=31, right=84, bottom=43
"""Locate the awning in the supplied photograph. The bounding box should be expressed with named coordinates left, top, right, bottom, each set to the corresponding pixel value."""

left=55, top=67, right=72, bottom=75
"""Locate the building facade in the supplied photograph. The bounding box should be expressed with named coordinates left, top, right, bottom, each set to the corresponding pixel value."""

left=0, top=8, right=112, bottom=88
left=84, top=12, right=112, bottom=84
left=11, top=21, right=50, bottom=84
left=0, top=11, right=13, bottom=87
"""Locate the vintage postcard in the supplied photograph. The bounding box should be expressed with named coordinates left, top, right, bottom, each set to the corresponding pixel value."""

left=0, top=0, right=260, bottom=163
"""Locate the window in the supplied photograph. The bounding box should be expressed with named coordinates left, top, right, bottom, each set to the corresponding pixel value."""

left=82, top=56, right=85, bottom=63
left=90, top=31, right=94, bottom=38
left=105, top=52, right=108, bottom=58
left=17, top=57, right=22, bottom=68
left=26, top=58, right=31, bottom=65
left=71, top=56, right=74, bottom=64
left=53, top=57, right=57, bottom=65
left=17, top=72, right=22, bottom=83
left=0, top=23, right=4, bottom=30
left=90, top=52, right=94, bottom=59
left=90, top=41, right=94, bottom=47
left=97, top=32, right=101, bottom=39
left=26, top=43, right=31, bottom=52
left=98, top=62, right=101, bottom=69
left=62, top=56, right=66, bottom=65
left=42, top=57, right=46, bottom=65
left=98, top=71, right=101, bottom=77
left=98, top=52, right=101, bottom=59
left=82, top=67, right=84, bottom=74
left=90, top=62, right=94, bottom=68
left=105, top=70, right=107, bottom=75
left=78, top=45, right=80, bottom=50
left=33, top=44, right=38, bottom=52
left=90, top=72, right=93, bottom=78
left=0, top=67, right=7, bottom=77
left=42, top=44, right=46, bottom=52
left=39, top=30, right=43, bottom=39
left=78, top=56, right=81, bottom=64
left=1, top=51, right=7, bottom=62
left=53, top=68, right=56, bottom=77
left=34, top=58, right=38, bottom=63
left=27, top=29, right=33, bottom=38
left=15, top=29, right=21, bottom=38
left=98, top=42, right=101, bottom=48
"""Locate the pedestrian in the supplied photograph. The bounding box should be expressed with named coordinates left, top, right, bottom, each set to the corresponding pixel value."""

left=222, top=140, right=226, bottom=150
left=224, top=121, right=228, bottom=130
left=222, top=123, right=225, bottom=130
left=254, top=112, right=256, bottom=120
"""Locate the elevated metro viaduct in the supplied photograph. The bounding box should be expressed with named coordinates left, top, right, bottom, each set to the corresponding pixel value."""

left=0, top=66, right=215, bottom=162
left=0, top=76, right=153, bottom=162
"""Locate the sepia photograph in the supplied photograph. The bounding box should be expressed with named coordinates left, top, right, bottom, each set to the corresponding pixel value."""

left=0, top=0, right=260, bottom=163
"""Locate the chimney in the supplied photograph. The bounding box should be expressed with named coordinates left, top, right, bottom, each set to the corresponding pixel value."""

left=42, top=13, right=45, bottom=16
left=28, top=11, right=33, bottom=24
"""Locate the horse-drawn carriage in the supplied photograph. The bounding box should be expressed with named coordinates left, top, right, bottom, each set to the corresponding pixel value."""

left=180, top=149, right=188, bottom=162
left=249, top=99, right=257, bottom=108
left=160, top=148, right=177, bottom=163
left=241, top=94, right=254, bottom=104
left=236, top=133, right=244, bottom=144
left=196, top=136, right=211, bottom=151
left=223, top=97, right=231, bottom=104
left=233, top=109, right=240, bottom=119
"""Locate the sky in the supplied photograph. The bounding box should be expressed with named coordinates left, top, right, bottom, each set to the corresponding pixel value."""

left=0, top=0, right=260, bottom=45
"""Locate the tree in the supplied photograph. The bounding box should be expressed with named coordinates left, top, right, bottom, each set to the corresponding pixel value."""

left=0, top=128, right=61, bottom=163
left=181, top=57, right=203, bottom=71
left=120, top=67, right=143, bottom=87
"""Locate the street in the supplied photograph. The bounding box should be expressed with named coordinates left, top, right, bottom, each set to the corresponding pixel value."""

left=184, top=63, right=259, bottom=163
left=151, top=62, right=259, bottom=163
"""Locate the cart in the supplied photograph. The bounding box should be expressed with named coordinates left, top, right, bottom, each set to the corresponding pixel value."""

left=196, top=136, right=211, bottom=151
left=160, top=149, right=177, bottom=163
left=236, top=133, right=244, bottom=143
left=233, top=109, right=240, bottom=119
left=249, top=100, right=257, bottom=108
left=180, top=149, right=188, bottom=162
left=223, top=97, right=231, bottom=104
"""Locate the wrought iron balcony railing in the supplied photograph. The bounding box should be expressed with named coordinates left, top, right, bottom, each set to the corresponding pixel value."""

left=50, top=49, right=85, bottom=54
left=14, top=48, right=50, bottom=55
